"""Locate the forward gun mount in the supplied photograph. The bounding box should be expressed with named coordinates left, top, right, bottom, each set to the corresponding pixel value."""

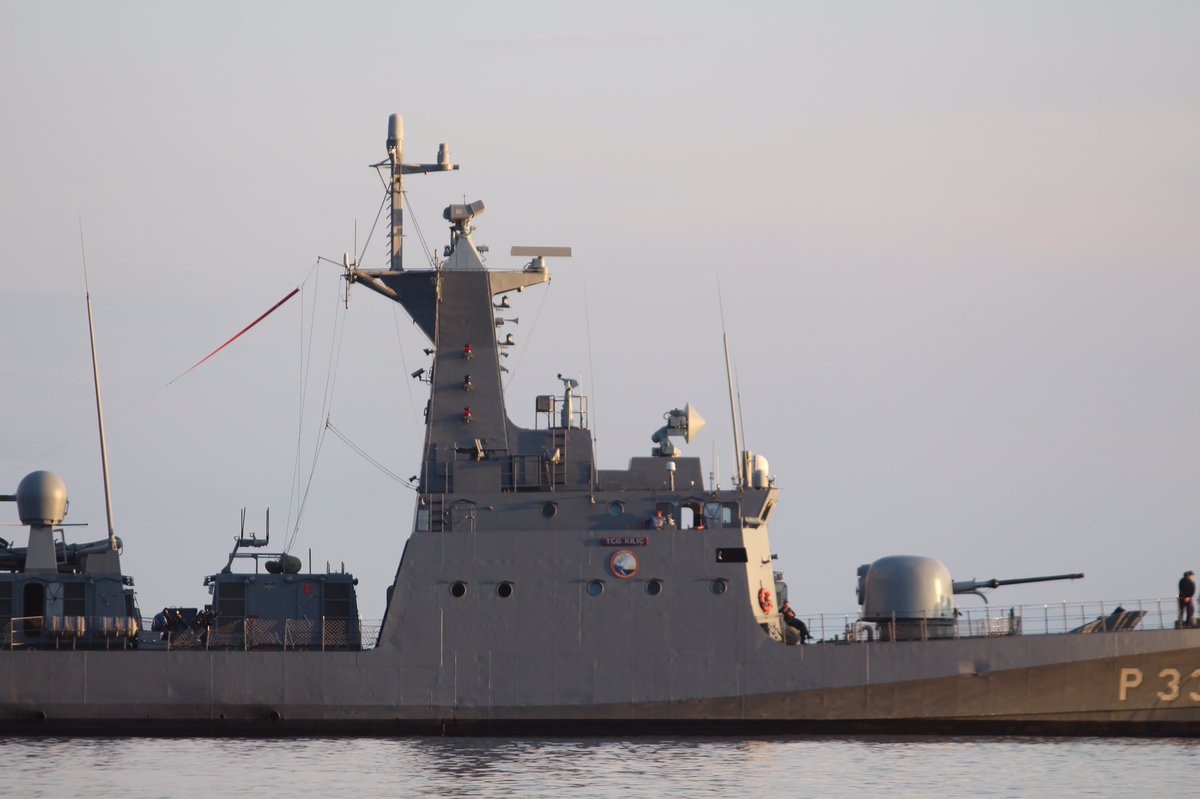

left=857, top=555, right=1084, bottom=641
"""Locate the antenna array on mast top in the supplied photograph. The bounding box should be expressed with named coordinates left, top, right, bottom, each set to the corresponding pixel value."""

left=379, top=114, right=458, bottom=271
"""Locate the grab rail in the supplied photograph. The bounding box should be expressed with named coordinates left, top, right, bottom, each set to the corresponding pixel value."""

left=794, top=597, right=1187, bottom=643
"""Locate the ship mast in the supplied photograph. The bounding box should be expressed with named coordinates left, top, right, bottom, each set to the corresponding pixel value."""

left=383, top=114, right=457, bottom=271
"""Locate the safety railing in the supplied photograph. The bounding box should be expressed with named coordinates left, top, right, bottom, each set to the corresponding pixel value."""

left=151, top=617, right=384, bottom=652
left=794, top=598, right=1189, bottom=644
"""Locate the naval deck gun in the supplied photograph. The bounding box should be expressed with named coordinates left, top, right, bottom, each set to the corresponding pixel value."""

left=952, top=572, right=1086, bottom=602
left=857, top=555, right=1085, bottom=641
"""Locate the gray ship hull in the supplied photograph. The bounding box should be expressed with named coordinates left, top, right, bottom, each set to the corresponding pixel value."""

left=3, top=525, right=1198, bottom=736
left=3, top=633, right=1198, bottom=736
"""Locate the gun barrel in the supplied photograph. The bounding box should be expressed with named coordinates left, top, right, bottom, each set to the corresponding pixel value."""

left=953, top=572, right=1084, bottom=593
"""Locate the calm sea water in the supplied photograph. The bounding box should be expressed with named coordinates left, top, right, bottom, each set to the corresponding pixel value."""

left=4, top=735, right=1196, bottom=798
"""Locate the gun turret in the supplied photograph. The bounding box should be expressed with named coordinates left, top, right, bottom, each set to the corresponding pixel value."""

left=953, top=572, right=1084, bottom=603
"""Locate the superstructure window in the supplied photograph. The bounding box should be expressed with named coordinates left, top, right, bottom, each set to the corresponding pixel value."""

left=217, top=582, right=246, bottom=619
left=0, top=582, right=11, bottom=622
left=324, top=582, right=352, bottom=619
left=715, top=548, right=748, bottom=564
left=64, top=583, right=86, bottom=617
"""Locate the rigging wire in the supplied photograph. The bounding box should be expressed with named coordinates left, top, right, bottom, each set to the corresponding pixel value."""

left=392, top=304, right=418, bottom=427
left=282, top=184, right=390, bottom=552
left=358, top=190, right=389, bottom=269
left=325, top=418, right=416, bottom=489
left=285, top=276, right=350, bottom=554
left=285, top=261, right=322, bottom=540
left=402, top=190, right=437, bottom=268
left=503, top=280, right=552, bottom=389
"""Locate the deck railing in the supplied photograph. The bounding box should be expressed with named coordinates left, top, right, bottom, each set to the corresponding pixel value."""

left=149, top=617, right=384, bottom=651
left=0, top=616, right=383, bottom=651
left=795, top=597, right=1188, bottom=643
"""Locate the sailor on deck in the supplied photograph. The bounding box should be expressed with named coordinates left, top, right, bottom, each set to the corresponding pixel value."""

left=1179, top=571, right=1196, bottom=628
left=781, top=601, right=811, bottom=644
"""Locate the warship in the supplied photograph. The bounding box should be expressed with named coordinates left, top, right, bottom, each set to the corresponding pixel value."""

left=1, top=115, right=1198, bottom=737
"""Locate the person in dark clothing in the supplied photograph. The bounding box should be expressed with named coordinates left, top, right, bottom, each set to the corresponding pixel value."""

left=780, top=601, right=811, bottom=644
left=1179, top=571, right=1196, bottom=628
left=151, top=607, right=171, bottom=641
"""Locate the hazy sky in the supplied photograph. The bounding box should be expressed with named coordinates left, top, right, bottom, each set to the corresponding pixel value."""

left=2, top=2, right=1198, bottom=620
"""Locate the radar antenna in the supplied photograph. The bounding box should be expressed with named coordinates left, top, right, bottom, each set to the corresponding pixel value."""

left=371, top=114, right=458, bottom=271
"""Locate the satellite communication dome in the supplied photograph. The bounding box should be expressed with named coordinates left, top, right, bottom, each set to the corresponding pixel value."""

left=16, top=470, right=69, bottom=527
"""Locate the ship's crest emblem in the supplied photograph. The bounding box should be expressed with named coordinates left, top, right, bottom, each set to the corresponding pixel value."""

left=610, top=550, right=639, bottom=579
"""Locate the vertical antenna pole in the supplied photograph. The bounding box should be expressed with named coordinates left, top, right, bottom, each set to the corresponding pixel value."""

left=387, top=114, right=405, bottom=271
left=735, top=363, right=748, bottom=481
left=718, top=281, right=743, bottom=488
left=79, top=220, right=117, bottom=550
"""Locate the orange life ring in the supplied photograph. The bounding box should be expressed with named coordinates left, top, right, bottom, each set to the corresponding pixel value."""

left=758, top=588, right=773, bottom=614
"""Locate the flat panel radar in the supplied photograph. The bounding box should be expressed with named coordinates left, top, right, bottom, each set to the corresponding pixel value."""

left=510, top=246, right=572, bottom=258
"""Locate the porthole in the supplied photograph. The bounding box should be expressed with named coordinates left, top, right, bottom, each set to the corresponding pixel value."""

left=497, top=581, right=514, bottom=598
left=450, top=581, right=468, bottom=598
left=542, top=502, right=558, bottom=518
left=710, top=578, right=728, bottom=595
left=608, top=501, right=624, bottom=518
left=646, top=578, right=664, bottom=596
left=586, top=579, right=605, bottom=597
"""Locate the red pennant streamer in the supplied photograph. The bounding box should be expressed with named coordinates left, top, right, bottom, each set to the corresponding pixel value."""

left=171, top=287, right=299, bottom=383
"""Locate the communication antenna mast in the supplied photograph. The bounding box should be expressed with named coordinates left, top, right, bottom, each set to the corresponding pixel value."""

left=718, top=281, right=743, bottom=488
left=79, top=220, right=117, bottom=551
left=375, top=114, right=458, bottom=271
